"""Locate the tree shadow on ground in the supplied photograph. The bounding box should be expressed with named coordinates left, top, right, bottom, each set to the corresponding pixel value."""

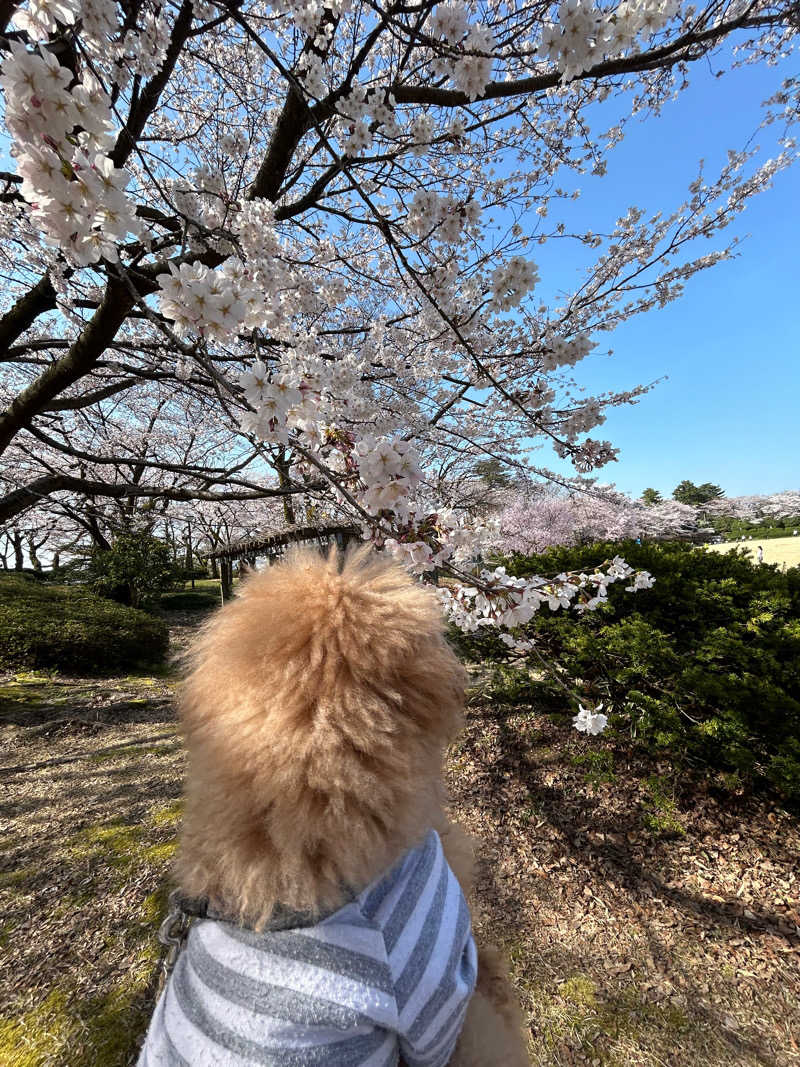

left=0, top=694, right=176, bottom=728
left=455, top=705, right=799, bottom=1066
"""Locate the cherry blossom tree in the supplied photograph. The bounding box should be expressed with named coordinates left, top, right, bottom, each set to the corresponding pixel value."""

left=495, top=484, right=641, bottom=553
left=638, top=498, right=699, bottom=539
left=704, top=490, right=800, bottom=522
left=494, top=484, right=701, bottom=552
left=1, top=0, right=798, bottom=702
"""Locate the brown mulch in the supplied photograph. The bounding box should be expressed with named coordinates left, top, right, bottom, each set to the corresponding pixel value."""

left=447, top=703, right=800, bottom=1066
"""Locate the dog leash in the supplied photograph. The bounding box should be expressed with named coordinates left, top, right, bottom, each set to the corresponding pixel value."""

left=156, top=890, right=207, bottom=994
left=156, top=890, right=247, bottom=993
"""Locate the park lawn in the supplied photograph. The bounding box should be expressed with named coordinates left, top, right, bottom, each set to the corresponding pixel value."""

left=706, top=535, right=800, bottom=569
left=0, top=645, right=798, bottom=1066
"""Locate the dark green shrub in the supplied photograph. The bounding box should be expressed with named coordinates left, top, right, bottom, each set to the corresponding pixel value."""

left=461, top=541, right=800, bottom=805
left=89, top=531, right=176, bottom=609
left=159, top=587, right=220, bottom=611
left=173, top=565, right=210, bottom=583
left=0, top=575, right=168, bottom=673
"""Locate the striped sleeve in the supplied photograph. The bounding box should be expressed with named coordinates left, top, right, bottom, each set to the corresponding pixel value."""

left=364, top=830, right=478, bottom=1067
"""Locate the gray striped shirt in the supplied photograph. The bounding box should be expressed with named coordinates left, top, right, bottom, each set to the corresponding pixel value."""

left=138, top=830, right=477, bottom=1066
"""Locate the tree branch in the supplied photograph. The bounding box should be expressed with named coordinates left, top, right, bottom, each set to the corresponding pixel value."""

left=0, top=473, right=310, bottom=526
left=111, top=0, right=196, bottom=168
left=0, top=274, right=58, bottom=359
left=0, top=279, right=133, bottom=458
left=391, top=10, right=787, bottom=107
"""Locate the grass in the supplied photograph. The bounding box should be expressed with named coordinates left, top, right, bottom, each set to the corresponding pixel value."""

left=706, top=534, right=800, bottom=569
left=159, top=577, right=220, bottom=610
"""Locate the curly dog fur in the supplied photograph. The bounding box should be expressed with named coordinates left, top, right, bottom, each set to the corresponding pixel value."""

left=173, top=544, right=529, bottom=1065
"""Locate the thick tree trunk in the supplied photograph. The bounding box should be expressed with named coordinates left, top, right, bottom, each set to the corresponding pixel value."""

left=26, top=536, right=42, bottom=571
left=12, top=529, right=24, bottom=570
left=275, top=448, right=296, bottom=527
left=220, top=558, right=233, bottom=600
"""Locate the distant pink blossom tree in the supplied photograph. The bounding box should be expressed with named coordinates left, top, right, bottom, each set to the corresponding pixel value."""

left=494, top=486, right=701, bottom=553
left=495, top=487, right=641, bottom=553
left=704, top=491, right=800, bottom=522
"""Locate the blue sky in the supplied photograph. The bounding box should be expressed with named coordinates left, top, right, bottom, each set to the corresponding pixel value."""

left=525, top=51, right=799, bottom=500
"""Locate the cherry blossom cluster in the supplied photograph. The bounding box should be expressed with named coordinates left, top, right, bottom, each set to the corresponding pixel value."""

left=119, top=3, right=173, bottom=81
left=157, top=263, right=250, bottom=341
left=431, top=2, right=471, bottom=42
left=236, top=349, right=377, bottom=453
left=539, top=0, right=680, bottom=81
left=1, top=43, right=140, bottom=265
left=557, top=437, right=620, bottom=473
left=573, top=704, right=609, bottom=735
left=238, top=359, right=313, bottom=446
left=384, top=507, right=499, bottom=573
left=450, top=26, right=496, bottom=102
left=491, top=256, right=540, bottom=310
left=430, top=5, right=496, bottom=100
left=440, top=556, right=654, bottom=637
left=354, top=436, right=424, bottom=520
left=11, top=0, right=116, bottom=56
left=539, top=333, right=596, bottom=371
left=155, top=198, right=342, bottom=342
left=407, top=189, right=481, bottom=243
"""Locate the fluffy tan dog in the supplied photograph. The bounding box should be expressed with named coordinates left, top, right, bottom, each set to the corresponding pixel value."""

left=158, top=545, right=528, bottom=1066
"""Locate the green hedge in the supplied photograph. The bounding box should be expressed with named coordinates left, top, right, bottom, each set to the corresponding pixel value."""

left=712, top=515, right=800, bottom=540
left=0, top=575, right=168, bottom=673
left=159, top=587, right=220, bottom=611
left=455, top=541, right=800, bottom=805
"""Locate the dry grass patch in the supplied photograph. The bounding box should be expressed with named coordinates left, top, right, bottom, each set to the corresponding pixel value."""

left=706, top=535, right=800, bottom=569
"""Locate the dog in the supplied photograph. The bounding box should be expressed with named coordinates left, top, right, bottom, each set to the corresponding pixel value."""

left=138, top=545, right=529, bottom=1065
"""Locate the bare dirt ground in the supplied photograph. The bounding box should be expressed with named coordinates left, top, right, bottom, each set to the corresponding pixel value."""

left=1, top=616, right=798, bottom=1066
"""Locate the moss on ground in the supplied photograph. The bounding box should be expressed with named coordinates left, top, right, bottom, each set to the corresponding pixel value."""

left=533, top=973, right=694, bottom=1064
left=142, top=841, right=177, bottom=865
left=0, top=867, right=37, bottom=890
left=67, top=814, right=179, bottom=886
left=148, top=800, right=183, bottom=828
left=140, top=885, right=171, bottom=927
left=0, top=680, right=96, bottom=707
left=0, top=989, right=72, bottom=1067
left=559, top=975, right=599, bottom=1007
left=1, top=807, right=177, bottom=1065
left=0, top=945, right=160, bottom=1067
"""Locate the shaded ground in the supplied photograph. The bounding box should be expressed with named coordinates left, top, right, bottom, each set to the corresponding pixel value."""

left=449, top=686, right=800, bottom=1066
left=1, top=618, right=798, bottom=1065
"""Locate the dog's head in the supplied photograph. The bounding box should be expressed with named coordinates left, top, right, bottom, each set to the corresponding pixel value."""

left=175, top=545, right=467, bottom=926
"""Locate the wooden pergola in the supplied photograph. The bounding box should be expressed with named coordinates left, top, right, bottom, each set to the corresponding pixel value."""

left=205, top=523, right=360, bottom=599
